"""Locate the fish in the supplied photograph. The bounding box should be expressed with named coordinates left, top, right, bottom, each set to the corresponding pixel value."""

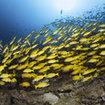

left=82, top=75, right=92, bottom=82
left=2, top=78, right=11, bottom=82
left=12, top=44, right=20, bottom=51
left=33, top=63, right=47, bottom=70
left=0, top=73, right=12, bottom=78
left=0, top=81, right=5, bottom=85
left=62, top=65, right=74, bottom=72
left=53, top=64, right=63, bottom=70
left=71, top=69, right=81, bottom=75
left=100, top=51, right=105, bottom=55
left=36, top=54, right=47, bottom=61
left=99, top=24, right=105, bottom=27
left=31, top=44, right=38, bottom=49
left=23, top=68, right=34, bottom=73
left=83, top=31, right=92, bottom=36
left=48, top=59, right=58, bottom=64
left=98, top=28, right=105, bottom=32
left=46, top=73, right=59, bottom=78
left=17, top=61, right=28, bottom=70
left=10, top=78, right=17, bottom=83
left=30, top=49, right=39, bottom=58
left=18, top=55, right=29, bottom=63
left=10, top=36, right=16, bottom=45
left=2, top=44, right=8, bottom=54
left=99, top=44, right=105, bottom=49
left=47, top=53, right=57, bottom=59
left=24, top=39, right=31, bottom=46
left=39, top=66, right=50, bottom=73
left=19, top=82, right=30, bottom=87
left=22, top=73, right=37, bottom=78
left=88, top=59, right=99, bottom=63
left=32, top=74, right=46, bottom=82
left=0, top=64, right=7, bottom=72
left=88, top=51, right=96, bottom=56
left=72, top=74, right=83, bottom=81
left=50, top=64, right=60, bottom=67
left=83, top=69, right=97, bottom=75
left=5, top=58, right=13, bottom=64
left=90, top=44, right=99, bottom=48
left=25, top=47, right=32, bottom=54
left=17, top=38, right=22, bottom=44
left=34, top=82, right=49, bottom=89
left=52, top=26, right=63, bottom=35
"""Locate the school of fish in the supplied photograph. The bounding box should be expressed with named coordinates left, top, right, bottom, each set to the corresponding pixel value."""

left=0, top=19, right=105, bottom=90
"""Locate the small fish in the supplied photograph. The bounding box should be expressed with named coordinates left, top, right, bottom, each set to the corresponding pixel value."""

left=0, top=73, right=12, bottom=78
left=24, top=39, right=31, bottom=46
left=35, top=82, right=49, bottom=89
left=99, top=24, right=105, bottom=27
left=42, top=37, right=52, bottom=45
left=99, top=44, right=105, bottom=49
left=50, top=64, right=60, bottom=67
left=72, top=74, right=82, bottom=81
left=98, top=28, right=105, bottom=32
left=35, top=33, right=40, bottom=39
left=46, top=73, right=59, bottom=78
left=13, top=50, right=21, bottom=55
left=100, top=67, right=105, bottom=71
left=18, top=55, right=29, bottom=63
left=36, top=54, right=47, bottom=61
left=88, top=51, right=96, bottom=56
left=48, top=59, right=58, bottom=64
left=62, top=65, right=74, bottom=72
left=44, top=32, right=49, bottom=37
left=47, top=53, right=57, bottom=59
left=12, top=44, right=20, bottom=51
left=5, top=58, right=13, bottom=64
left=90, top=44, right=99, bottom=48
left=82, top=75, right=92, bottom=82
left=0, top=64, right=7, bottom=72
left=30, top=49, right=39, bottom=58
left=28, top=61, right=37, bottom=68
left=2, top=44, right=8, bottom=54
left=64, top=57, right=75, bottom=62
left=0, top=81, right=5, bottom=85
left=83, top=31, right=92, bottom=36
left=25, top=47, right=32, bottom=54
left=33, top=63, right=47, bottom=70
left=71, top=70, right=81, bottom=75
left=39, top=66, right=50, bottom=73
left=10, top=36, right=16, bottom=45
left=22, top=73, right=37, bottom=78
left=94, top=72, right=99, bottom=77
left=32, top=74, right=46, bottom=82
left=100, top=51, right=105, bottom=55
left=10, top=78, right=17, bottom=83
left=17, top=61, right=28, bottom=70
left=71, top=32, right=80, bottom=37
left=2, top=77, right=11, bottom=82
left=31, top=44, right=38, bottom=49
left=88, top=59, right=99, bottom=63
left=2, top=57, right=9, bottom=64
left=23, top=68, right=34, bottom=73
left=53, top=64, right=63, bottom=70
left=19, top=82, right=30, bottom=87
left=17, top=37, right=22, bottom=43
left=52, top=26, right=63, bottom=35
left=83, top=69, right=96, bottom=75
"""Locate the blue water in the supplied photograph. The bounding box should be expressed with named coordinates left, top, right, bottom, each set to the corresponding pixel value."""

left=0, top=0, right=105, bottom=45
